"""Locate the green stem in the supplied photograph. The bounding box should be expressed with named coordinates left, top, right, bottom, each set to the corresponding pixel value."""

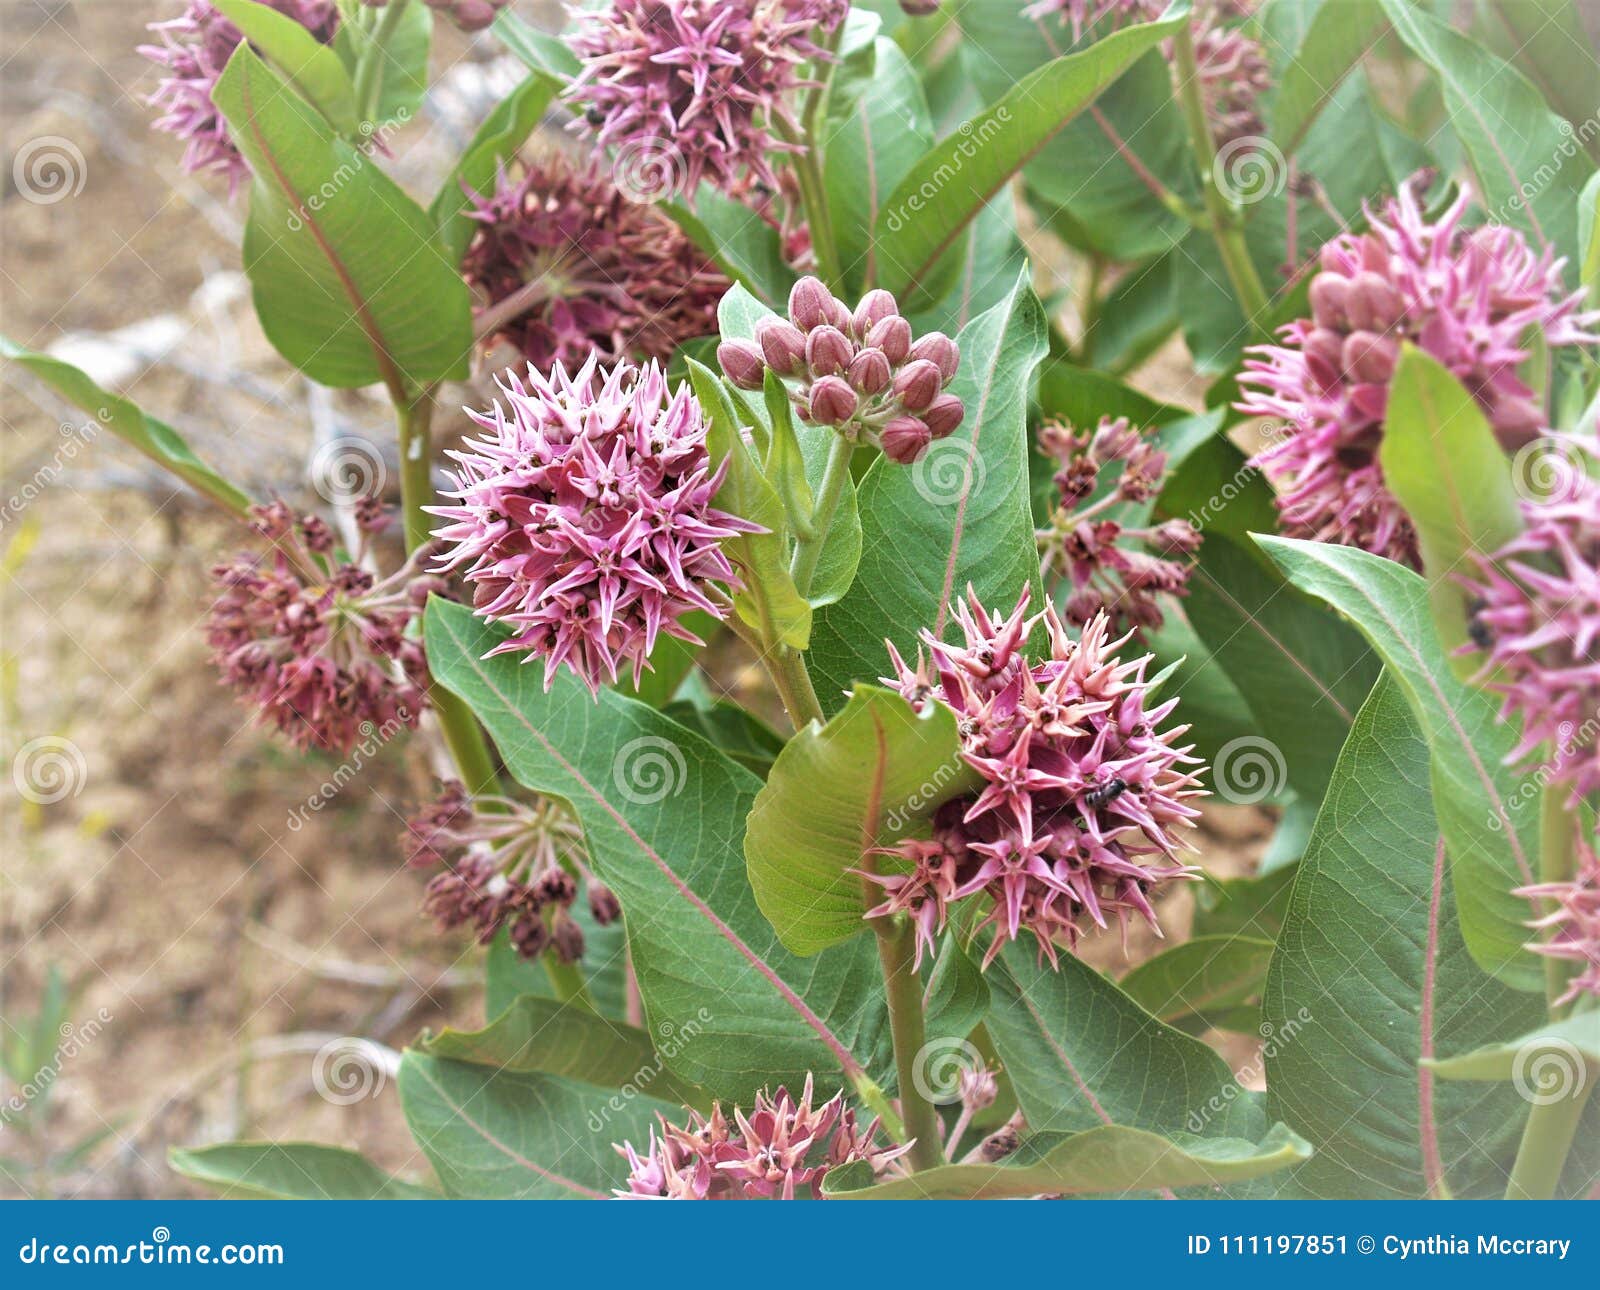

left=395, top=388, right=593, bottom=1010
left=874, top=915, right=945, bottom=1172
left=767, top=644, right=825, bottom=731
left=1505, top=1078, right=1594, bottom=1200
left=789, top=435, right=852, bottom=597
left=1539, top=783, right=1578, bottom=1014
left=1169, top=23, right=1270, bottom=333
left=353, top=0, right=410, bottom=127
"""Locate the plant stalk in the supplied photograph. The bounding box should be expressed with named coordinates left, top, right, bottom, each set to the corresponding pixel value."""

left=1538, top=782, right=1578, bottom=1014
left=789, top=434, right=852, bottom=597
left=874, top=915, right=946, bottom=1172
left=1169, top=22, right=1271, bottom=334
left=394, top=387, right=592, bottom=1009
left=1505, top=1077, right=1594, bottom=1200
left=353, top=0, right=411, bottom=127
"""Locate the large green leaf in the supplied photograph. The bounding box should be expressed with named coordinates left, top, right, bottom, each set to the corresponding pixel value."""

left=668, top=189, right=796, bottom=310
left=874, top=6, right=1190, bottom=297
left=425, top=599, right=892, bottom=1100
left=1263, top=676, right=1547, bottom=1198
left=823, top=1122, right=1309, bottom=1199
left=213, top=45, right=472, bottom=389
left=429, top=72, right=559, bottom=266
left=398, top=1053, right=671, bottom=1199
left=169, top=1142, right=435, bottom=1200
left=1, top=339, right=252, bottom=515
left=1581, top=171, right=1600, bottom=300
left=809, top=272, right=1048, bottom=710
left=334, top=0, right=432, bottom=126
left=1378, top=345, right=1524, bottom=675
left=1424, top=1012, right=1600, bottom=1082
left=492, top=8, right=579, bottom=82
left=745, top=684, right=980, bottom=955
left=1472, top=0, right=1600, bottom=162
left=1265, top=0, right=1388, bottom=154
left=1258, top=537, right=1543, bottom=991
left=1119, top=934, right=1276, bottom=1028
left=1381, top=0, right=1593, bottom=273
left=420, top=995, right=711, bottom=1109
left=213, top=0, right=359, bottom=136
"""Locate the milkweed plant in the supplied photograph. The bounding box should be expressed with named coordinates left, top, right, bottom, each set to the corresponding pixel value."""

left=7, top=0, right=1599, bottom=1201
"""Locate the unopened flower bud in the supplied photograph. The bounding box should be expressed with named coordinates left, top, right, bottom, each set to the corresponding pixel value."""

left=1484, top=390, right=1545, bottom=448
left=893, top=359, right=942, bottom=411
left=806, top=325, right=853, bottom=376
left=755, top=316, right=806, bottom=375
left=1154, top=518, right=1202, bottom=555
left=810, top=375, right=859, bottom=424
left=923, top=393, right=965, bottom=438
left=1341, top=330, right=1398, bottom=385
left=1344, top=270, right=1405, bottom=332
left=899, top=0, right=941, bottom=13
left=910, top=331, right=959, bottom=381
left=789, top=275, right=834, bottom=331
left=588, top=882, right=622, bottom=926
left=847, top=348, right=893, bottom=396
left=717, top=339, right=766, bottom=390
left=880, top=415, right=933, bottom=463
left=1302, top=327, right=1346, bottom=386
left=852, top=289, right=899, bottom=336
left=1089, top=416, right=1139, bottom=463
left=551, top=912, right=586, bottom=963
left=867, top=315, right=912, bottom=365
left=1308, top=271, right=1350, bottom=329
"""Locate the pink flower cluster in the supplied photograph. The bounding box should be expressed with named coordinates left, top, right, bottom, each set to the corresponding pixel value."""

left=1461, top=448, right=1600, bottom=801
left=404, top=780, right=618, bottom=961
left=141, top=0, right=340, bottom=194
left=207, top=500, right=436, bottom=755
left=1021, top=0, right=1160, bottom=40
left=1036, top=416, right=1199, bottom=634
left=615, top=1075, right=907, bottom=1199
left=1517, top=835, right=1600, bottom=1009
left=1192, top=14, right=1268, bottom=144
left=717, top=277, right=963, bottom=464
left=869, top=586, right=1203, bottom=968
left=1240, top=182, right=1597, bottom=566
left=567, top=0, right=846, bottom=201
left=463, top=153, right=727, bottom=372
left=429, top=356, right=756, bottom=696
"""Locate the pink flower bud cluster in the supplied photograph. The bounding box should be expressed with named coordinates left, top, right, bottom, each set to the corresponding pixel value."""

left=1460, top=448, right=1600, bottom=803
left=206, top=501, right=437, bottom=755
left=428, top=356, right=758, bottom=697
left=1036, top=417, right=1199, bottom=634
left=462, top=154, right=727, bottom=372
left=140, top=0, right=341, bottom=194
left=1021, top=0, right=1160, bottom=41
left=615, top=1075, right=908, bottom=1199
left=404, top=780, right=618, bottom=962
left=1191, top=13, right=1269, bottom=144
left=717, top=277, right=963, bottom=464
left=1239, top=181, right=1597, bottom=566
left=566, top=0, right=847, bottom=201
left=361, top=0, right=507, bottom=32
left=1517, top=834, right=1600, bottom=1009
left=869, top=585, right=1203, bottom=969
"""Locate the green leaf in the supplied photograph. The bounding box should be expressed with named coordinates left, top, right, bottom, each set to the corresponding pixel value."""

left=420, top=994, right=712, bottom=1109
left=1266, top=0, right=1388, bottom=154
left=398, top=1053, right=671, bottom=1198
left=1380, top=0, right=1593, bottom=273
left=1, top=338, right=252, bottom=515
left=1192, top=865, right=1297, bottom=940
left=659, top=699, right=785, bottom=777
left=213, top=46, right=472, bottom=390
left=1083, top=253, right=1178, bottom=373
left=1423, top=1012, right=1600, bottom=1082
left=923, top=932, right=989, bottom=1047
left=1258, top=537, right=1544, bottom=992
left=875, top=6, right=1190, bottom=297
left=213, top=0, right=359, bottom=136
left=809, top=272, right=1048, bottom=710
left=492, top=7, right=579, bottom=81
left=667, top=188, right=796, bottom=309
left=1471, top=0, right=1600, bottom=162
left=685, top=358, right=811, bottom=649
left=1119, top=935, right=1276, bottom=1027
left=823, top=1122, right=1310, bottom=1199
left=429, top=72, right=559, bottom=266
left=1581, top=171, right=1600, bottom=300
left=336, top=0, right=432, bottom=125
left=745, top=684, right=981, bottom=955
left=425, top=599, right=892, bottom=1099
left=822, top=36, right=935, bottom=295
left=1263, top=676, right=1547, bottom=1197
left=1378, top=345, right=1524, bottom=675
left=169, top=1143, right=435, bottom=1200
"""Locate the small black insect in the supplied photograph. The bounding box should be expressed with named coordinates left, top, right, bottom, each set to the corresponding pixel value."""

left=1084, top=777, right=1128, bottom=808
left=585, top=107, right=606, bottom=127
left=1466, top=596, right=1493, bottom=650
